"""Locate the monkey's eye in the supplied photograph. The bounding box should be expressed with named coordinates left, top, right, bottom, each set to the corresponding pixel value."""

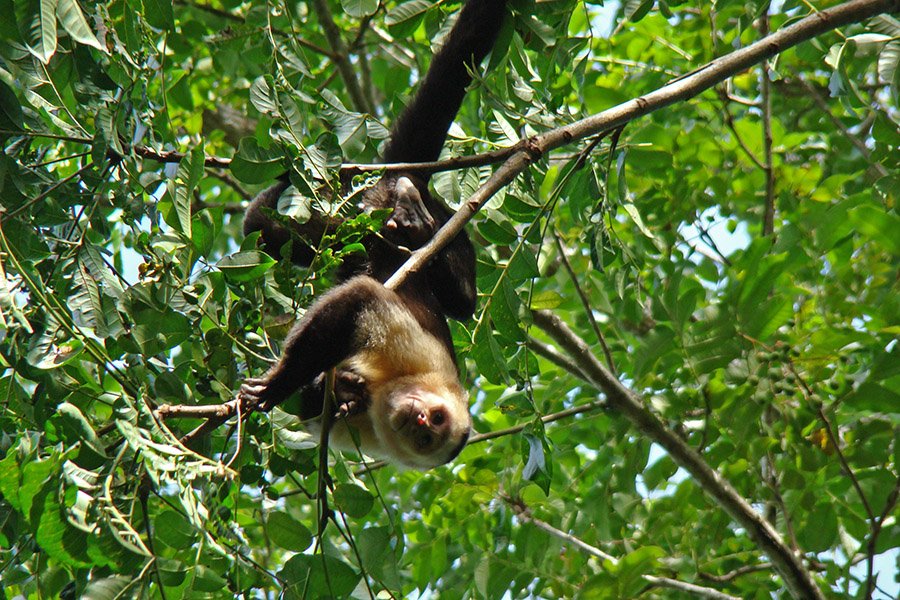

left=431, top=410, right=445, bottom=426
left=416, top=433, right=433, bottom=449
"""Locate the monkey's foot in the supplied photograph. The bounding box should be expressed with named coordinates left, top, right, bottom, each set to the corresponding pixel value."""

left=333, top=370, right=369, bottom=417
left=239, top=377, right=277, bottom=412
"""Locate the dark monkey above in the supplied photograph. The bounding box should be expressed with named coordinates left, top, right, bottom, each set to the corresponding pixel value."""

left=240, top=0, right=507, bottom=469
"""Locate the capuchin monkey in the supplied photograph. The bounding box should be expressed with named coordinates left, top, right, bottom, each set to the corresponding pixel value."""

left=240, top=0, right=507, bottom=469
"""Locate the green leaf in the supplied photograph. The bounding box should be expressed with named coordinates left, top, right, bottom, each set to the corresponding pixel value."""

left=341, top=0, right=378, bottom=19
left=745, top=295, right=793, bottom=341
left=31, top=466, right=92, bottom=567
left=472, top=322, right=508, bottom=384
left=166, top=146, right=204, bottom=237
left=357, top=526, right=394, bottom=581
left=333, top=483, right=374, bottom=518
left=847, top=204, right=900, bottom=255
left=320, top=89, right=367, bottom=157
left=845, top=382, right=900, bottom=413
left=282, top=553, right=359, bottom=599
left=488, top=278, right=524, bottom=343
left=249, top=75, right=278, bottom=115
left=0, top=444, right=24, bottom=511
left=0, top=81, right=24, bottom=138
left=796, top=503, right=838, bottom=552
left=154, top=510, right=196, bottom=549
left=615, top=546, right=665, bottom=596
left=385, top=0, right=432, bottom=26
left=624, top=0, right=654, bottom=23
left=522, top=433, right=550, bottom=494
left=529, top=290, right=562, bottom=310
left=230, top=138, right=285, bottom=184
left=477, top=210, right=518, bottom=245
left=56, top=402, right=106, bottom=458
left=26, top=0, right=59, bottom=63
left=267, top=511, right=312, bottom=551
left=218, top=250, right=276, bottom=282
left=190, top=565, right=229, bottom=593
left=506, top=250, right=539, bottom=281
left=56, top=0, right=103, bottom=50
left=142, top=0, right=174, bottom=31
left=82, top=576, right=134, bottom=600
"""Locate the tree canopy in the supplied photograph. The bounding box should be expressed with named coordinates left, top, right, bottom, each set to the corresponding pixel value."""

left=0, top=0, right=898, bottom=598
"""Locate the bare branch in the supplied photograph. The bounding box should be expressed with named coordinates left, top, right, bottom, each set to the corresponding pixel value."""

left=133, top=145, right=231, bottom=169
left=341, top=142, right=523, bottom=177
left=384, top=0, right=898, bottom=293
left=309, top=0, right=372, bottom=114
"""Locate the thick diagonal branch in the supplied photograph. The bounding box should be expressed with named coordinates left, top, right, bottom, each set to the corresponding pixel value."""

left=385, top=0, right=898, bottom=292
left=530, top=309, right=824, bottom=600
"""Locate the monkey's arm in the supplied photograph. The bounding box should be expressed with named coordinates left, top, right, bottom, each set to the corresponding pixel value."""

left=239, top=277, right=391, bottom=411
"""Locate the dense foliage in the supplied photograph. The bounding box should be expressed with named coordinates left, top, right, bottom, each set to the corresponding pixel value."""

left=0, top=0, right=897, bottom=598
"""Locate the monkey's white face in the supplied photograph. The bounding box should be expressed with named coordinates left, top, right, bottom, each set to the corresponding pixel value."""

left=376, top=381, right=471, bottom=469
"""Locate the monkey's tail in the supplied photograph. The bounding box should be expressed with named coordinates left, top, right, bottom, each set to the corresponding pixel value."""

left=382, top=0, right=507, bottom=165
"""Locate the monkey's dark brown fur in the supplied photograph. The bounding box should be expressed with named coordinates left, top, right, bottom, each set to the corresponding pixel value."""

left=241, top=0, right=507, bottom=468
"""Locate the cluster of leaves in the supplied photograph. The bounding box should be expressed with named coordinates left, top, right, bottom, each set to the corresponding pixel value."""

left=0, top=0, right=897, bottom=598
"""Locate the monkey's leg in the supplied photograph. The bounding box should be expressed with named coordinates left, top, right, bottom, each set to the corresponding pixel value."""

left=239, top=276, right=392, bottom=411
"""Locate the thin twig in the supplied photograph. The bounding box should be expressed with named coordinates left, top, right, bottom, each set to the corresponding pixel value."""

left=717, top=90, right=766, bottom=170
left=798, top=79, right=889, bottom=178
left=758, top=13, right=776, bottom=237
left=788, top=364, right=874, bottom=522
left=699, top=562, right=773, bottom=583
left=316, top=369, right=337, bottom=534
left=552, top=233, right=617, bottom=374
left=528, top=336, right=592, bottom=381
left=865, top=477, right=900, bottom=600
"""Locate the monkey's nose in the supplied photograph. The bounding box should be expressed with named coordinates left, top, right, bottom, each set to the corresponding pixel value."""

left=416, top=412, right=428, bottom=427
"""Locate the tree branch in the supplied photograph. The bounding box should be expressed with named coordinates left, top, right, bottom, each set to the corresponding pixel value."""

left=384, top=0, right=898, bottom=293
left=529, top=309, right=825, bottom=600
left=758, top=12, right=776, bottom=238
left=309, top=0, right=372, bottom=114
